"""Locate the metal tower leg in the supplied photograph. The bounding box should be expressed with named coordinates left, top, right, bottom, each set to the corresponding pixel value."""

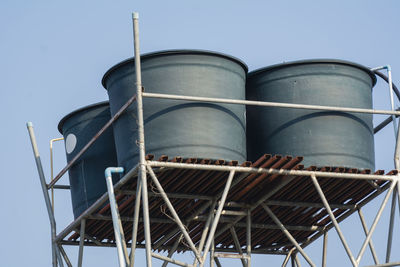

left=27, top=122, right=62, bottom=267
left=77, top=219, right=86, bottom=267
left=246, top=209, right=251, bottom=267
left=322, top=231, right=327, bottom=267
left=132, top=12, right=152, bottom=267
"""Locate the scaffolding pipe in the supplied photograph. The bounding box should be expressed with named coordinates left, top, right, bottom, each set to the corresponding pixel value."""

left=310, top=174, right=357, bottom=267
left=162, top=234, right=183, bottom=267
left=364, top=262, right=400, bottom=267
left=282, top=249, right=295, bottom=267
left=386, top=189, right=396, bottom=264
left=55, top=165, right=139, bottom=243
left=230, top=227, right=247, bottom=267
left=132, top=12, right=153, bottom=267
left=261, top=204, right=315, bottom=267
left=27, top=122, right=59, bottom=267
left=48, top=94, right=137, bottom=189
left=246, top=209, right=251, bottom=267
left=77, top=219, right=86, bottom=267
left=200, top=171, right=235, bottom=267
left=105, top=167, right=129, bottom=267
left=50, top=137, right=63, bottom=212
left=129, top=179, right=142, bottom=267
left=58, top=245, right=71, bottom=267
left=147, top=161, right=395, bottom=181
left=147, top=165, right=202, bottom=262
left=295, top=255, right=302, bottom=267
left=356, top=181, right=396, bottom=265
left=151, top=253, right=192, bottom=267
left=193, top=201, right=217, bottom=267
left=142, top=92, right=400, bottom=116
left=358, top=209, right=379, bottom=264
left=322, top=231, right=327, bottom=267
left=372, top=66, right=397, bottom=136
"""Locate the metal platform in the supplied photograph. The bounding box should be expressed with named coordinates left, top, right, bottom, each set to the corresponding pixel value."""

left=58, top=154, right=394, bottom=255
left=40, top=152, right=398, bottom=267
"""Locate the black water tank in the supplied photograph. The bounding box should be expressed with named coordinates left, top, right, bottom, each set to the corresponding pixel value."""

left=246, top=59, right=376, bottom=170
left=58, top=102, right=118, bottom=218
left=102, top=50, right=247, bottom=170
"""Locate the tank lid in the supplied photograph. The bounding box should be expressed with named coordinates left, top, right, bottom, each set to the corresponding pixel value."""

left=101, top=49, right=248, bottom=89
left=248, top=59, right=377, bottom=86
left=57, top=101, right=109, bottom=134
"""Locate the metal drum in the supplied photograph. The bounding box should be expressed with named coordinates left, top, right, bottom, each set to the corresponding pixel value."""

left=102, top=50, right=247, bottom=170
left=58, top=102, right=118, bottom=218
left=246, top=59, right=376, bottom=170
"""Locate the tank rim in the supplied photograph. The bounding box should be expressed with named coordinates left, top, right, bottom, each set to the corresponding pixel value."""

left=58, top=101, right=109, bottom=134
left=248, top=59, right=377, bottom=86
left=101, top=49, right=249, bottom=89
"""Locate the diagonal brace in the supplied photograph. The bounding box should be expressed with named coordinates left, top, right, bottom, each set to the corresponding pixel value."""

left=147, top=165, right=202, bottom=263
left=311, top=174, right=357, bottom=267
left=261, top=204, right=315, bottom=267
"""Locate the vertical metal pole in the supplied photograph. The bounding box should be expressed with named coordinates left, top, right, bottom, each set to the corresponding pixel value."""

left=358, top=209, right=379, bottom=264
left=27, top=122, right=58, bottom=267
left=310, top=174, right=357, bottom=267
left=200, top=171, right=235, bottom=267
left=132, top=12, right=152, bottom=267
left=322, top=231, right=328, bottom=267
left=77, top=219, right=86, bottom=267
left=105, top=167, right=129, bottom=267
left=246, top=209, right=251, bottom=267
left=129, top=179, right=142, bottom=267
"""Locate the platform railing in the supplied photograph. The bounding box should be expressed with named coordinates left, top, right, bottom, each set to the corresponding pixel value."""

left=27, top=11, right=400, bottom=267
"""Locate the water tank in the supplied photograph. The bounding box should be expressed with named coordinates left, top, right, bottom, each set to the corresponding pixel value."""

left=102, top=50, right=247, bottom=170
left=58, top=102, right=118, bottom=218
left=246, top=59, right=376, bottom=170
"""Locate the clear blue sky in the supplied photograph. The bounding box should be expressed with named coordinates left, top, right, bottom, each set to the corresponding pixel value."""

left=1, top=1, right=400, bottom=266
